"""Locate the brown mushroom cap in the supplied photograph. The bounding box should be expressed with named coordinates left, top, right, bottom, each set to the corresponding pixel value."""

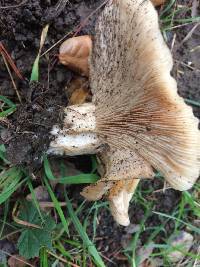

left=90, top=0, right=200, bottom=191
left=59, top=35, right=92, bottom=76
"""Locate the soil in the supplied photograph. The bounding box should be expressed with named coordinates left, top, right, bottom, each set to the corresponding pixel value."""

left=0, top=0, right=103, bottom=170
left=172, top=11, right=200, bottom=120
left=0, top=0, right=199, bottom=266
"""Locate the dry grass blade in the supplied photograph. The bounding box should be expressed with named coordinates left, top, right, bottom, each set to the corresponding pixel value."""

left=0, top=42, right=24, bottom=80
left=30, top=24, right=49, bottom=81
left=12, top=203, right=42, bottom=229
left=47, top=250, right=80, bottom=267
left=1, top=52, right=22, bottom=103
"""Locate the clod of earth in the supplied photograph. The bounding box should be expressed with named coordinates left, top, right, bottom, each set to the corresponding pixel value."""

left=49, top=0, right=200, bottom=226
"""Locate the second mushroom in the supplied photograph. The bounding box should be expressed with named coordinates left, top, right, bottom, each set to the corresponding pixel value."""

left=49, top=0, right=200, bottom=226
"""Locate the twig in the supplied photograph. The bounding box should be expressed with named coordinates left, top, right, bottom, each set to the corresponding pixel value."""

left=179, top=22, right=200, bottom=47
left=193, top=245, right=200, bottom=267
left=38, top=201, right=66, bottom=208
left=0, top=42, right=24, bottom=80
left=191, top=0, right=198, bottom=18
left=0, top=0, right=28, bottom=9
left=73, top=0, right=109, bottom=37
left=170, top=33, right=176, bottom=52
left=0, top=250, right=34, bottom=267
left=47, top=250, right=80, bottom=267
left=0, top=229, right=22, bottom=241
left=1, top=53, right=22, bottom=103
left=12, top=202, right=42, bottom=229
left=174, top=59, right=200, bottom=72
left=153, top=187, right=171, bottom=193
left=40, top=0, right=109, bottom=57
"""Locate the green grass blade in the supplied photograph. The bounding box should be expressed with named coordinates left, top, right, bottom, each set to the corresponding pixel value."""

left=153, top=211, right=200, bottom=234
left=30, top=55, right=39, bottom=82
left=59, top=173, right=99, bottom=184
left=64, top=191, right=106, bottom=267
left=44, top=176, right=69, bottom=236
left=0, top=95, right=16, bottom=117
left=0, top=200, right=9, bottom=238
left=185, top=98, right=200, bottom=107
left=0, top=106, right=16, bottom=117
left=0, top=95, right=16, bottom=107
left=30, top=24, right=49, bottom=82
left=43, top=155, right=56, bottom=180
left=27, top=179, right=44, bottom=223
left=0, top=167, right=25, bottom=204
left=0, top=145, right=9, bottom=164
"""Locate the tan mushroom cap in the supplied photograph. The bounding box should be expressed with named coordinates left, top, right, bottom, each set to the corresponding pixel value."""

left=90, top=0, right=200, bottom=191
left=54, top=0, right=200, bottom=226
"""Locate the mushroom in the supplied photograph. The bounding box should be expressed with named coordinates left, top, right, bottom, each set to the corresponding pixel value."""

left=58, top=0, right=166, bottom=78
left=59, top=35, right=92, bottom=76
left=49, top=0, right=200, bottom=225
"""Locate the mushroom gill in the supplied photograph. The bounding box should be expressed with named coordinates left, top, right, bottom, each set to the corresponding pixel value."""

left=90, top=0, right=200, bottom=191
left=49, top=0, right=200, bottom=225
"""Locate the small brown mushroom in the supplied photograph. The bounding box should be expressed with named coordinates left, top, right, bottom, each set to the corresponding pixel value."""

left=59, top=35, right=92, bottom=76
left=50, top=0, right=200, bottom=225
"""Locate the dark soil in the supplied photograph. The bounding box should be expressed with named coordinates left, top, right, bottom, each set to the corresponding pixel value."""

left=0, top=0, right=103, bottom=169
left=0, top=0, right=199, bottom=266
left=4, top=81, right=67, bottom=170
left=171, top=5, right=200, bottom=119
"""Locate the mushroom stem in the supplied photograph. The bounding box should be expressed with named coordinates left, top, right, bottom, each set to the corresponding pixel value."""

left=108, top=179, right=140, bottom=226
left=48, top=103, right=102, bottom=156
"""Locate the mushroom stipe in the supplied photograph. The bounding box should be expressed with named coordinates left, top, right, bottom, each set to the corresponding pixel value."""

left=50, top=0, right=200, bottom=226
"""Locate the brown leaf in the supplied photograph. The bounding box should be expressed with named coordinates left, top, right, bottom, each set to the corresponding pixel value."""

left=168, top=231, right=193, bottom=263
left=66, top=76, right=90, bottom=105
left=137, top=243, right=154, bottom=266
left=26, top=185, right=49, bottom=202
left=8, top=254, right=32, bottom=267
left=70, top=87, right=89, bottom=105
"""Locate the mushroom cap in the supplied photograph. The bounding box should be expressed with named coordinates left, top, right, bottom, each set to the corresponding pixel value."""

left=59, top=35, right=92, bottom=76
left=89, top=0, right=200, bottom=191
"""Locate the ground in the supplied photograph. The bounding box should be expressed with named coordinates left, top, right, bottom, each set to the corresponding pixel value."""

left=0, top=0, right=199, bottom=267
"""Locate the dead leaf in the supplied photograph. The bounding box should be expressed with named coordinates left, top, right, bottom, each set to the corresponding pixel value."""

left=66, top=76, right=90, bottom=105
left=8, top=254, right=32, bottom=267
left=26, top=185, right=49, bottom=202
left=167, top=231, right=193, bottom=263
left=137, top=243, right=154, bottom=266
left=70, top=87, right=89, bottom=105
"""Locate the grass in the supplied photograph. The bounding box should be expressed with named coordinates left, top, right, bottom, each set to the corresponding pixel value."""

left=0, top=0, right=200, bottom=266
